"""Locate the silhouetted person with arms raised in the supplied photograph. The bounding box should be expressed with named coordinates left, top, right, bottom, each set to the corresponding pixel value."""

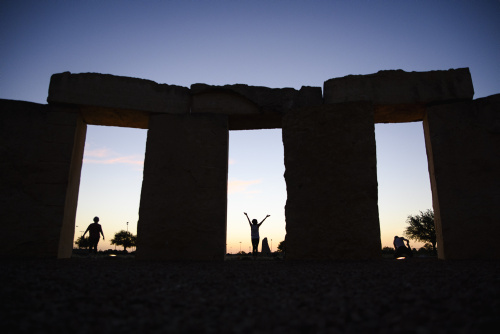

left=393, top=235, right=413, bottom=258
left=83, top=216, right=105, bottom=255
left=244, top=212, right=270, bottom=256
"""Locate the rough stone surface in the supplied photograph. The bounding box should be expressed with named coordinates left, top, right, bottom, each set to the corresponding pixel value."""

left=324, top=68, right=474, bottom=123
left=191, top=84, right=322, bottom=130
left=48, top=72, right=191, bottom=121
left=283, top=102, right=381, bottom=260
left=79, top=105, right=150, bottom=129
left=137, top=113, right=229, bottom=260
left=1, top=69, right=498, bottom=261
left=423, top=94, right=500, bottom=259
left=0, top=100, right=85, bottom=258
left=373, top=103, right=426, bottom=123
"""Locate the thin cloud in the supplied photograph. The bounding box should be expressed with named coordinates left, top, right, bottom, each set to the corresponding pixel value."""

left=83, top=156, right=144, bottom=166
left=85, top=148, right=111, bottom=158
left=83, top=146, right=144, bottom=167
left=228, top=179, right=262, bottom=194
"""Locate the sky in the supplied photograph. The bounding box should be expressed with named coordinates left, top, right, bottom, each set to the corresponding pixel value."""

left=1, top=0, right=499, bottom=252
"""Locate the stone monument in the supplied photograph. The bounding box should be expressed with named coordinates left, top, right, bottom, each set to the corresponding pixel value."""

left=1, top=68, right=498, bottom=260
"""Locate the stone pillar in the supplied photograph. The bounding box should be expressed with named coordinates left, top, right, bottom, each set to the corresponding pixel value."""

left=137, top=113, right=229, bottom=260
left=423, top=95, right=500, bottom=259
left=0, top=100, right=86, bottom=258
left=283, top=102, right=381, bottom=260
left=57, top=109, right=87, bottom=258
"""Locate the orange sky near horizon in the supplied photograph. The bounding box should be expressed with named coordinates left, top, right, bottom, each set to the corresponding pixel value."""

left=76, top=124, right=430, bottom=254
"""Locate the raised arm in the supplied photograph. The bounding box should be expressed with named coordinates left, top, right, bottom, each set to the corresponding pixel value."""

left=244, top=212, right=252, bottom=225
left=259, top=214, right=270, bottom=226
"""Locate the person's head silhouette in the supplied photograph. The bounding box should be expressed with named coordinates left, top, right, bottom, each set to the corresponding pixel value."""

left=252, top=219, right=258, bottom=225
left=93, top=216, right=99, bottom=223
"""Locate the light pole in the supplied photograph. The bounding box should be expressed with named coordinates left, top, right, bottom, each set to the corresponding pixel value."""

left=127, top=222, right=129, bottom=232
left=239, top=241, right=241, bottom=253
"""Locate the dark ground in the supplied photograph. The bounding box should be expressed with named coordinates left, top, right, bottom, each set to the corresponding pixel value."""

left=1, top=257, right=499, bottom=333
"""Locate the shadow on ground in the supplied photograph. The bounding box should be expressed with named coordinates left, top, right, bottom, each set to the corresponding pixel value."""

left=1, top=258, right=498, bottom=333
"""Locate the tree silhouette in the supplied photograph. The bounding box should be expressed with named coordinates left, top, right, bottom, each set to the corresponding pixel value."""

left=404, top=209, right=437, bottom=254
left=75, top=235, right=90, bottom=249
left=110, top=230, right=137, bottom=251
left=382, top=246, right=395, bottom=256
left=277, top=240, right=285, bottom=253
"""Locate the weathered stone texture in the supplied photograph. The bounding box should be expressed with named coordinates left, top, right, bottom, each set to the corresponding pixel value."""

left=2, top=68, right=497, bottom=261
left=137, top=113, right=229, bottom=260
left=48, top=72, right=191, bottom=127
left=191, top=84, right=322, bottom=130
left=423, top=94, right=500, bottom=259
left=0, top=99, right=86, bottom=258
left=79, top=105, right=150, bottom=129
left=283, top=102, right=381, bottom=260
left=324, top=68, right=474, bottom=123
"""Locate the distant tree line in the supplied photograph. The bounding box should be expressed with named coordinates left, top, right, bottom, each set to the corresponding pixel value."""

left=75, top=209, right=436, bottom=256
left=385, top=209, right=437, bottom=256
left=75, top=230, right=137, bottom=252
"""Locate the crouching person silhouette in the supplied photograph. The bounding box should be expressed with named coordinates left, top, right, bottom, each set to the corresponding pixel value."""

left=83, top=216, right=105, bottom=255
left=393, top=235, right=413, bottom=259
left=244, top=212, right=270, bottom=256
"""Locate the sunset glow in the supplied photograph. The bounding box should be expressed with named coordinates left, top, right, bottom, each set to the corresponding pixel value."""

left=1, top=0, right=498, bottom=253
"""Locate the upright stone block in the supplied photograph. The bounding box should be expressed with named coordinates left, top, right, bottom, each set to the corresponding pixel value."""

left=137, top=113, right=229, bottom=260
left=0, top=100, right=86, bottom=258
left=282, top=102, right=381, bottom=260
left=423, top=94, right=500, bottom=259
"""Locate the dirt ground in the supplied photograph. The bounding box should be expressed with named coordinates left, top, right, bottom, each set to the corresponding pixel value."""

left=1, top=257, right=499, bottom=333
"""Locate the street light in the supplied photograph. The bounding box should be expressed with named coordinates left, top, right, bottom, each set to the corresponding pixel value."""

left=239, top=241, right=242, bottom=253
left=127, top=222, right=129, bottom=232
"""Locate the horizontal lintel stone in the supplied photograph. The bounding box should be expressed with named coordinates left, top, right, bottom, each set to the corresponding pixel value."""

left=191, top=83, right=322, bottom=130
left=324, top=68, right=474, bottom=123
left=48, top=72, right=191, bottom=115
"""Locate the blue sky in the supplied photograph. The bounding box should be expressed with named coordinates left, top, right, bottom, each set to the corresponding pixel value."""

left=1, top=0, right=499, bottom=251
